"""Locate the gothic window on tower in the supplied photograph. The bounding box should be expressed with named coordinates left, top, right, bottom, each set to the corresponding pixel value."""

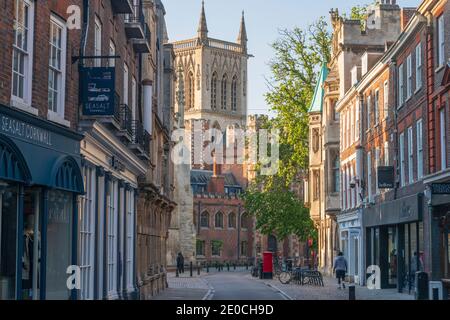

left=231, top=75, right=238, bottom=112
left=211, top=72, right=218, bottom=109
left=221, top=74, right=228, bottom=110
left=186, top=71, right=195, bottom=110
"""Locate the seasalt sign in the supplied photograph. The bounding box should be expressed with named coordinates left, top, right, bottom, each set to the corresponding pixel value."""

left=1, top=115, right=52, bottom=146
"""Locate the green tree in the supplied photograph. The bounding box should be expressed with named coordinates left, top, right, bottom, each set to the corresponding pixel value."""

left=265, top=17, right=331, bottom=186
left=243, top=185, right=316, bottom=241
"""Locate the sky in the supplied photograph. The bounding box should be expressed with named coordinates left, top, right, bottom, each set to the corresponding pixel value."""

left=163, top=0, right=420, bottom=117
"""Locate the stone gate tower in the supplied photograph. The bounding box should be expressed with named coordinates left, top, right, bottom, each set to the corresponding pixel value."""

left=167, top=1, right=251, bottom=266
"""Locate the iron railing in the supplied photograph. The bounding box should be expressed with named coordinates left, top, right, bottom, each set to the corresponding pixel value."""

left=124, top=2, right=145, bottom=25
left=120, top=104, right=133, bottom=136
left=131, top=120, right=150, bottom=156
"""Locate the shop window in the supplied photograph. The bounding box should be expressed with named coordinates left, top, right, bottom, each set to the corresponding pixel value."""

left=126, top=189, right=135, bottom=291
left=79, top=167, right=96, bottom=300
left=106, top=180, right=118, bottom=296
left=46, top=190, right=73, bottom=300
left=0, top=184, right=18, bottom=300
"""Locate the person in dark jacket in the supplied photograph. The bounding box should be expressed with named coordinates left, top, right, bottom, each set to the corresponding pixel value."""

left=333, top=252, right=348, bottom=289
left=176, top=253, right=185, bottom=274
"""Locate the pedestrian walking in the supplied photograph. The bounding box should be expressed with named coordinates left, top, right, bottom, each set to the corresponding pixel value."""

left=333, top=252, right=348, bottom=290
left=176, top=252, right=185, bottom=274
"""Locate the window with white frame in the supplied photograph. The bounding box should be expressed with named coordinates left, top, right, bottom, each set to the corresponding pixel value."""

left=437, top=15, right=445, bottom=67
left=367, top=95, right=371, bottom=128
left=384, top=141, right=390, bottom=166
left=355, top=100, right=360, bottom=140
left=107, top=180, right=118, bottom=296
left=94, top=17, right=102, bottom=67
left=399, top=132, right=406, bottom=187
left=384, top=81, right=389, bottom=119
left=374, top=89, right=379, bottom=125
left=399, top=64, right=404, bottom=106
left=415, top=43, right=422, bottom=90
left=350, top=105, right=354, bottom=144
left=350, top=165, right=355, bottom=208
left=79, top=166, right=96, bottom=300
left=131, top=77, right=137, bottom=121
left=375, top=148, right=380, bottom=195
left=408, top=126, right=414, bottom=184
left=367, top=152, right=372, bottom=203
left=109, top=40, right=116, bottom=67
left=440, top=108, right=447, bottom=170
left=126, top=189, right=135, bottom=290
left=407, top=54, right=412, bottom=99
left=123, top=64, right=129, bottom=105
left=12, top=0, right=34, bottom=106
left=48, top=15, right=67, bottom=116
left=416, top=119, right=423, bottom=180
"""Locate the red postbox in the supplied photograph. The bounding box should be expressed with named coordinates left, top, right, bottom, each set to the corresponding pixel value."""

left=263, top=251, right=273, bottom=279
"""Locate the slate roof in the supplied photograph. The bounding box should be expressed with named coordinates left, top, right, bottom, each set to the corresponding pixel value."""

left=190, top=170, right=241, bottom=187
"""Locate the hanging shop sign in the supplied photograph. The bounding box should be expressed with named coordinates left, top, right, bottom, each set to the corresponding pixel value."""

left=81, top=67, right=115, bottom=116
left=378, top=166, right=395, bottom=189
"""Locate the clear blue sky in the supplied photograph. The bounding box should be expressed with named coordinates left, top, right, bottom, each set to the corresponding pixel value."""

left=163, top=0, right=420, bottom=116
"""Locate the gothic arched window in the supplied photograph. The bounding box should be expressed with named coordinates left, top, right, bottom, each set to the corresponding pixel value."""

left=211, top=72, right=218, bottom=110
left=186, top=71, right=195, bottom=110
left=200, top=211, right=209, bottom=228
left=231, top=75, right=238, bottom=112
left=221, top=74, right=228, bottom=110
left=215, top=211, right=224, bottom=229
left=228, top=212, right=236, bottom=229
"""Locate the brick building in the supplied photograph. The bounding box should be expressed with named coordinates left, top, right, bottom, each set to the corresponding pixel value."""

left=192, top=165, right=252, bottom=264
left=332, top=0, right=402, bottom=285
left=0, top=0, right=84, bottom=300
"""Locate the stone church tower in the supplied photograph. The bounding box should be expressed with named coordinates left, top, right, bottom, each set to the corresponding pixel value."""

left=172, top=1, right=249, bottom=130
left=167, top=1, right=250, bottom=266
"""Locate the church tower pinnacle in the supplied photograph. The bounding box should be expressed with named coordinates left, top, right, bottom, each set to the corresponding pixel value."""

left=237, top=11, right=248, bottom=49
left=197, top=1, right=208, bottom=41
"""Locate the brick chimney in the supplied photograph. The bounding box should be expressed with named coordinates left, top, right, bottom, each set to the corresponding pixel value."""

left=208, top=154, right=225, bottom=194
left=401, top=8, right=416, bottom=31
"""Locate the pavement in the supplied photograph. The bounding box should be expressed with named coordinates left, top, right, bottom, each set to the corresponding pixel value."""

left=262, top=275, right=415, bottom=300
left=151, top=271, right=415, bottom=300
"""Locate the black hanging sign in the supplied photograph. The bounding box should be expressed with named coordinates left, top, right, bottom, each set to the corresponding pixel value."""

left=81, top=67, right=115, bottom=116
left=378, top=166, right=395, bottom=189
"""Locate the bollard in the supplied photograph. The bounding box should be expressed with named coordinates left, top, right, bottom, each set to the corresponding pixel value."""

left=190, top=262, right=193, bottom=277
left=349, top=285, right=356, bottom=300
left=198, top=263, right=201, bottom=276
left=246, top=263, right=249, bottom=270
left=176, top=268, right=179, bottom=278
left=227, top=263, right=230, bottom=272
left=233, top=263, right=236, bottom=271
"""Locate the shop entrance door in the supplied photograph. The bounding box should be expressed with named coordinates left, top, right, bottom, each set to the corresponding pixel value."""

left=22, top=188, right=41, bottom=300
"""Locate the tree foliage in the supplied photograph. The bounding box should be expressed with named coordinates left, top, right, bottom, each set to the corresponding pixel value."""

left=265, top=17, right=331, bottom=186
left=243, top=186, right=316, bottom=241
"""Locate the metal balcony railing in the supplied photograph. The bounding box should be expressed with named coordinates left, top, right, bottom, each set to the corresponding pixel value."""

left=120, top=104, right=133, bottom=136
left=125, top=2, right=145, bottom=25
left=131, top=120, right=150, bottom=156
